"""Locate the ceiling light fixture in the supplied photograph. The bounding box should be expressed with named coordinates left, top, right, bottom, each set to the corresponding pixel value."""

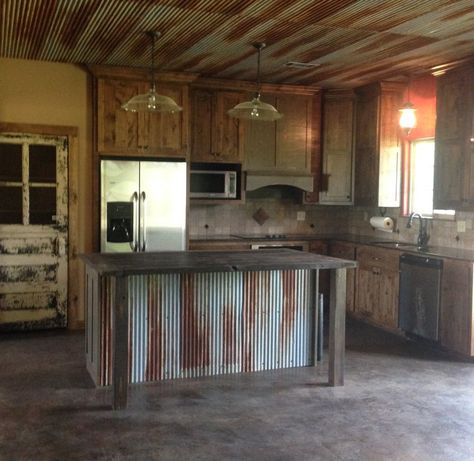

left=122, top=31, right=182, bottom=113
left=228, top=43, right=283, bottom=122
left=399, top=81, right=416, bottom=135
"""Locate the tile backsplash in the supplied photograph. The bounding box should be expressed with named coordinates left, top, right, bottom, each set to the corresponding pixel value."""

left=190, top=197, right=474, bottom=251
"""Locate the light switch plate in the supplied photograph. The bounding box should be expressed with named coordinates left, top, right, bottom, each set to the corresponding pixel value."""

left=457, top=220, right=466, bottom=233
left=297, top=211, right=306, bottom=221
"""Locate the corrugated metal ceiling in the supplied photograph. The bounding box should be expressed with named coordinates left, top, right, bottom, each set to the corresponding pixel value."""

left=1, top=0, right=473, bottom=87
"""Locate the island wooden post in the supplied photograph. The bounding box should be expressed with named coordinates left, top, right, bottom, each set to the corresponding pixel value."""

left=329, top=268, right=347, bottom=386
left=112, top=274, right=129, bottom=410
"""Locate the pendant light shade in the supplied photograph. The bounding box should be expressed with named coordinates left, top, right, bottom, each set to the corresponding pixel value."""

left=122, top=31, right=182, bottom=113
left=228, top=43, right=283, bottom=122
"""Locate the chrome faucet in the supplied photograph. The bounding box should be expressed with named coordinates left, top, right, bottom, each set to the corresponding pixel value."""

left=407, top=212, right=430, bottom=250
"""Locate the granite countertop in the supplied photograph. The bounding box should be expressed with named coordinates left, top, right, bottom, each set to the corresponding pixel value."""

left=81, top=249, right=356, bottom=275
left=189, top=233, right=474, bottom=262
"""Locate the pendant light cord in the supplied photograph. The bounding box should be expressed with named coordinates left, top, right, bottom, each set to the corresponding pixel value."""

left=256, top=45, right=261, bottom=98
left=147, top=31, right=160, bottom=92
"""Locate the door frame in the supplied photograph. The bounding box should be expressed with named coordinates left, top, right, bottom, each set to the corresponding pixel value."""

left=0, top=122, right=81, bottom=329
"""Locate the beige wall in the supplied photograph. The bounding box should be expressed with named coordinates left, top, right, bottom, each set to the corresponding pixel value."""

left=0, top=57, right=93, bottom=327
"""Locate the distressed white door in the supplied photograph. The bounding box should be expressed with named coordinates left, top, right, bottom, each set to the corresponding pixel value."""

left=0, top=133, right=68, bottom=330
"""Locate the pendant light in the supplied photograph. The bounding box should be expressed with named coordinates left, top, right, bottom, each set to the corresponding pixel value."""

left=399, top=81, right=416, bottom=135
left=122, top=31, right=182, bottom=113
left=228, top=43, right=283, bottom=122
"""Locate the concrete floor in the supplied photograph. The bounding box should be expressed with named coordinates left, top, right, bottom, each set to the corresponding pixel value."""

left=1, top=320, right=474, bottom=461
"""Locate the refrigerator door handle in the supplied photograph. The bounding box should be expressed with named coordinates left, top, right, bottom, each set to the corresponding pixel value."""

left=140, top=191, right=147, bottom=251
left=131, top=192, right=139, bottom=252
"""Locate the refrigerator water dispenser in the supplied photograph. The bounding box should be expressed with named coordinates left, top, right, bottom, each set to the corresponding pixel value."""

left=107, top=202, right=133, bottom=243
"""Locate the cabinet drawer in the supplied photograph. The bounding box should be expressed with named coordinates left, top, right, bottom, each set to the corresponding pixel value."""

left=357, top=245, right=399, bottom=272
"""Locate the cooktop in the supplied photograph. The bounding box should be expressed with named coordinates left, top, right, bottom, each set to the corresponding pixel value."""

left=231, top=234, right=289, bottom=240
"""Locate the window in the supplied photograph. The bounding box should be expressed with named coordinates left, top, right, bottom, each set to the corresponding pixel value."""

left=0, top=137, right=60, bottom=225
left=406, top=138, right=454, bottom=218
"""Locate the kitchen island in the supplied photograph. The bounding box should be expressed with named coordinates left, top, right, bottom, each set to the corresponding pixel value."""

left=82, top=249, right=356, bottom=409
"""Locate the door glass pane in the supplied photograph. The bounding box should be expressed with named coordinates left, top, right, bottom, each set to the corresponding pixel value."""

left=29, top=145, right=56, bottom=183
left=0, top=186, right=22, bottom=223
left=30, top=187, right=56, bottom=224
left=0, top=143, right=22, bottom=182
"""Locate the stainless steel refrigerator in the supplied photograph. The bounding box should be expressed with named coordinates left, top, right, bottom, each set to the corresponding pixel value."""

left=100, top=159, right=187, bottom=252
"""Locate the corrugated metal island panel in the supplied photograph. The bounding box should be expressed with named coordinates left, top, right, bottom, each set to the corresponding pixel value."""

left=86, top=269, right=315, bottom=386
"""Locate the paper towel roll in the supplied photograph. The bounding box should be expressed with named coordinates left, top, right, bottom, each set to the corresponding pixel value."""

left=370, top=216, right=394, bottom=232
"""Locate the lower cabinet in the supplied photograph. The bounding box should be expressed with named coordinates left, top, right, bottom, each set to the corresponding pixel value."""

left=329, top=241, right=356, bottom=313
left=439, top=258, right=474, bottom=356
left=354, top=245, right=400, bottom=330
left=188, top=241, right=250, bottom=251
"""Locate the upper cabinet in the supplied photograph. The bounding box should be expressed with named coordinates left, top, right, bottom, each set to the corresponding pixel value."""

left=91, top=66, right=197, bottom=158
left=243, top=92, right=315, bottom=175
left=434, top=65, right=474, bottom=210
left=319, top=90, right=355, bottom=205
left=190, top=88, right=244, bottom=163
left=354, top=82, right=403, bottom=207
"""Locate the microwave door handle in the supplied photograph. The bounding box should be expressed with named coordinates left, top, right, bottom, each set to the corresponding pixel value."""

left=130, top=192, right=139, bottom=252
left=140, top=191, right=146, bottom=252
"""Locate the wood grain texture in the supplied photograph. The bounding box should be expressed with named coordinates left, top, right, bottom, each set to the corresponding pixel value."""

left=440, top=258, right=474, bottom=355
left=329, top=268, right=346, bottom=386
left=329, top=241, right=356, bottom=312
left=81, top=249, right=357, bottom=276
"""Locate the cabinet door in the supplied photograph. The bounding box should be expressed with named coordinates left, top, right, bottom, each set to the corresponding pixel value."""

left=354, top=89, right=379, bottom=206
left=191, top=89, right=213, bottom=162
left=329, top=241, right=356, bottom=312
left=97, top=79, right=142, bottom=154
left=355, top=267, right=379, bottom=320
left=378, top=90, right=402, bottom=207
left=243, top=95, right=277, bottom=171
left=440, top=259, right=473, bottom=355
left=320, top=93, right=354, bottom=204
left=375, top=270, right=399, bottom=329
left=434, top=69, right=474, bottom=210
left=275, top=94, right=312, bottom=173
left=212, top=91, right=243, bottom=163
left=97, top=79, right=187, bottom=157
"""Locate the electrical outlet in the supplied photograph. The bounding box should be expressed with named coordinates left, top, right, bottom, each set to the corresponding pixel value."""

left=363, top=212, right=368, bottom=221
left=457, top=220, right=466, bottom=233
left=297, top=211, right=306, bottom=221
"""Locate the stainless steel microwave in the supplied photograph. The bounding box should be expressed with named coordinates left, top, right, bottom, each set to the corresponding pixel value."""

left=190, top=170, right=237, bottom=199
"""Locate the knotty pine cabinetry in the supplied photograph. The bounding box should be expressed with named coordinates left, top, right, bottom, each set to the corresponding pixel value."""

left=355, top=245, right=399, bottom=330
left=191, top=88, right=244, bottom=163
left=244, top=93, right=315, bottom=174
left=354, top=82, right=404, bottom=207
left=329, top=241, right=356, bottom=312
left=319, top=90, right=355, bottom=205
left=91, top=66, right=197, bottom=158
left=309, top=240, right=330, bottom=303
left=434, top=64, right=474, bottom=210
left=439, top=258, right=474, bottom=356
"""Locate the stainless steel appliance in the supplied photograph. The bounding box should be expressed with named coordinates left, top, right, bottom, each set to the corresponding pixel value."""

left=189, top=169, right=237, bottom=199
left=100, top=159, right=187, bottom=252
left=399, top=253, right=443, bottom=341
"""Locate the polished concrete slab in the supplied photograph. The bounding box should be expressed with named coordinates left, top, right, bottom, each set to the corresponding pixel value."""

left=1, top=320, right=474, bottom=460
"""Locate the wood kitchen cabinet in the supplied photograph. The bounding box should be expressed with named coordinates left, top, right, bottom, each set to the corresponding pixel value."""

left=354, top=82, right=404, bottom=207
left=319, top=90, right=355, bottom=205
left=191, top=88, right=244, bottom=163
left=434, top=64, right=474, bottom=210
left=244, top=93, right=313, bottom=174
left=329, top=240, right=356, bottom=312
left=354, top=245, right=399, bottom=330
left=90, top=65, right=196, bottom=158
left=439, top=258, right=474, bottom=356
left=189, top=241, right=251, bottom=251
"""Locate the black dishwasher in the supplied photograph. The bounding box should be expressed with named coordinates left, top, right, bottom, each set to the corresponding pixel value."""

left=399, top=253, right=443, bottom=341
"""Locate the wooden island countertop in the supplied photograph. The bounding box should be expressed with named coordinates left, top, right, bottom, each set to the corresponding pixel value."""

left=81, top=249, right=357, bottom=410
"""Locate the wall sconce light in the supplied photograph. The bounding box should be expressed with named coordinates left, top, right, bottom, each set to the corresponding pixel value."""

left=399, top=81, right=416, bottom=135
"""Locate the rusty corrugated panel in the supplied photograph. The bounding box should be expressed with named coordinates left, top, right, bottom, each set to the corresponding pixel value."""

left=93, top=270, right=314, bottom=386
